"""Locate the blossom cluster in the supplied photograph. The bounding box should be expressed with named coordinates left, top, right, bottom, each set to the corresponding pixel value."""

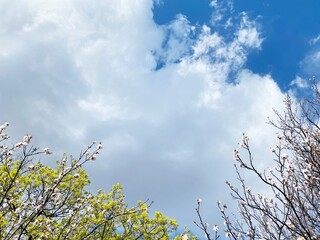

left=0, top=122, right=110, bottom=239
left=220, top=94, right=320, bottom=239
left=0, top=122, right=184, bottom=239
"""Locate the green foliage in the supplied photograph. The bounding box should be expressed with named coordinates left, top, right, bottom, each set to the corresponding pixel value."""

left=0, top=123, right=194, bottom=239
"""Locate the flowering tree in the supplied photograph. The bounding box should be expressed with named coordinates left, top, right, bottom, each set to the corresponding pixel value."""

left=194, top=198, right=220, bottom=240
left=196, top=86, right=320, bottom=239
left=0, top=123, right=193, bottom=239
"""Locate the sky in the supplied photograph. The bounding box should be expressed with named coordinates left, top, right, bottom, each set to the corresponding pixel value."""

left=1, top=0, right=320, bottom=238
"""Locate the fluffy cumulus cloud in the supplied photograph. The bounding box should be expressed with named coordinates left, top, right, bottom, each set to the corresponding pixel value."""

left=288, top=34, right=320, bottom=95
left=300, top=50, right=320, bottom=77
left=290, top=75, right=308, bottom=89
left=297, top=34, right=320, bottom=80
left=0, top=0, right=286, bottom=234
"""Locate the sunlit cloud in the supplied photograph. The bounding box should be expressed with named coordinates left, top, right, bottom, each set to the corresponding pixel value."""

left=0, top=0, right=287, bottom=234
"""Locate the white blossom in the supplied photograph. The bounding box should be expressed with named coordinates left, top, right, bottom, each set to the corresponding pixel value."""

left=15, top=208, right=22, bottom=214
left=233, top=148, right=240, bottom=160
left=97, top=143, right=103, bottom=150
left=0, top=133, right=8, bottom=139
left=0, top=122, right=9, bottom=131
left=28, top=165, right=35, bottom=170
left=280, top=153, right=288, bottom=160
left=213, top=224, right=219, bottom=232
left=15, top=142, right=24, bottom=148
left=23, top=135, right=32, bottom=144
left=67, top=209, right=74, bottom=216
left=181, top=234, right=189, bottom=240
left=43, top=147, right=51, bottom=155
left=87, top=194, right=94, bottom=199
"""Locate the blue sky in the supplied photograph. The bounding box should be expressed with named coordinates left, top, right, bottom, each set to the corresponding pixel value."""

left=154, top=0, right=320, bottom=90
left=0, top=0, right=319, bottom=239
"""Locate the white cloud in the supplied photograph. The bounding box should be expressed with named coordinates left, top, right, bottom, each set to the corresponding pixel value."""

left=0, top=0, right=286, bottom=235
left=290, top=75, right=309, bottom=89
left=236, top=13, right=262, bottom=48
left=300, top=50, right=320, bottom=76
left=209, top=0, right=234, bottom=27
left=154, top=14, right=195, bottom=66
left=210, top=0, right=219, bottom=8
left=309, top=34, right=320, bottom=45
left=299, top=34, right=320, bottom=77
